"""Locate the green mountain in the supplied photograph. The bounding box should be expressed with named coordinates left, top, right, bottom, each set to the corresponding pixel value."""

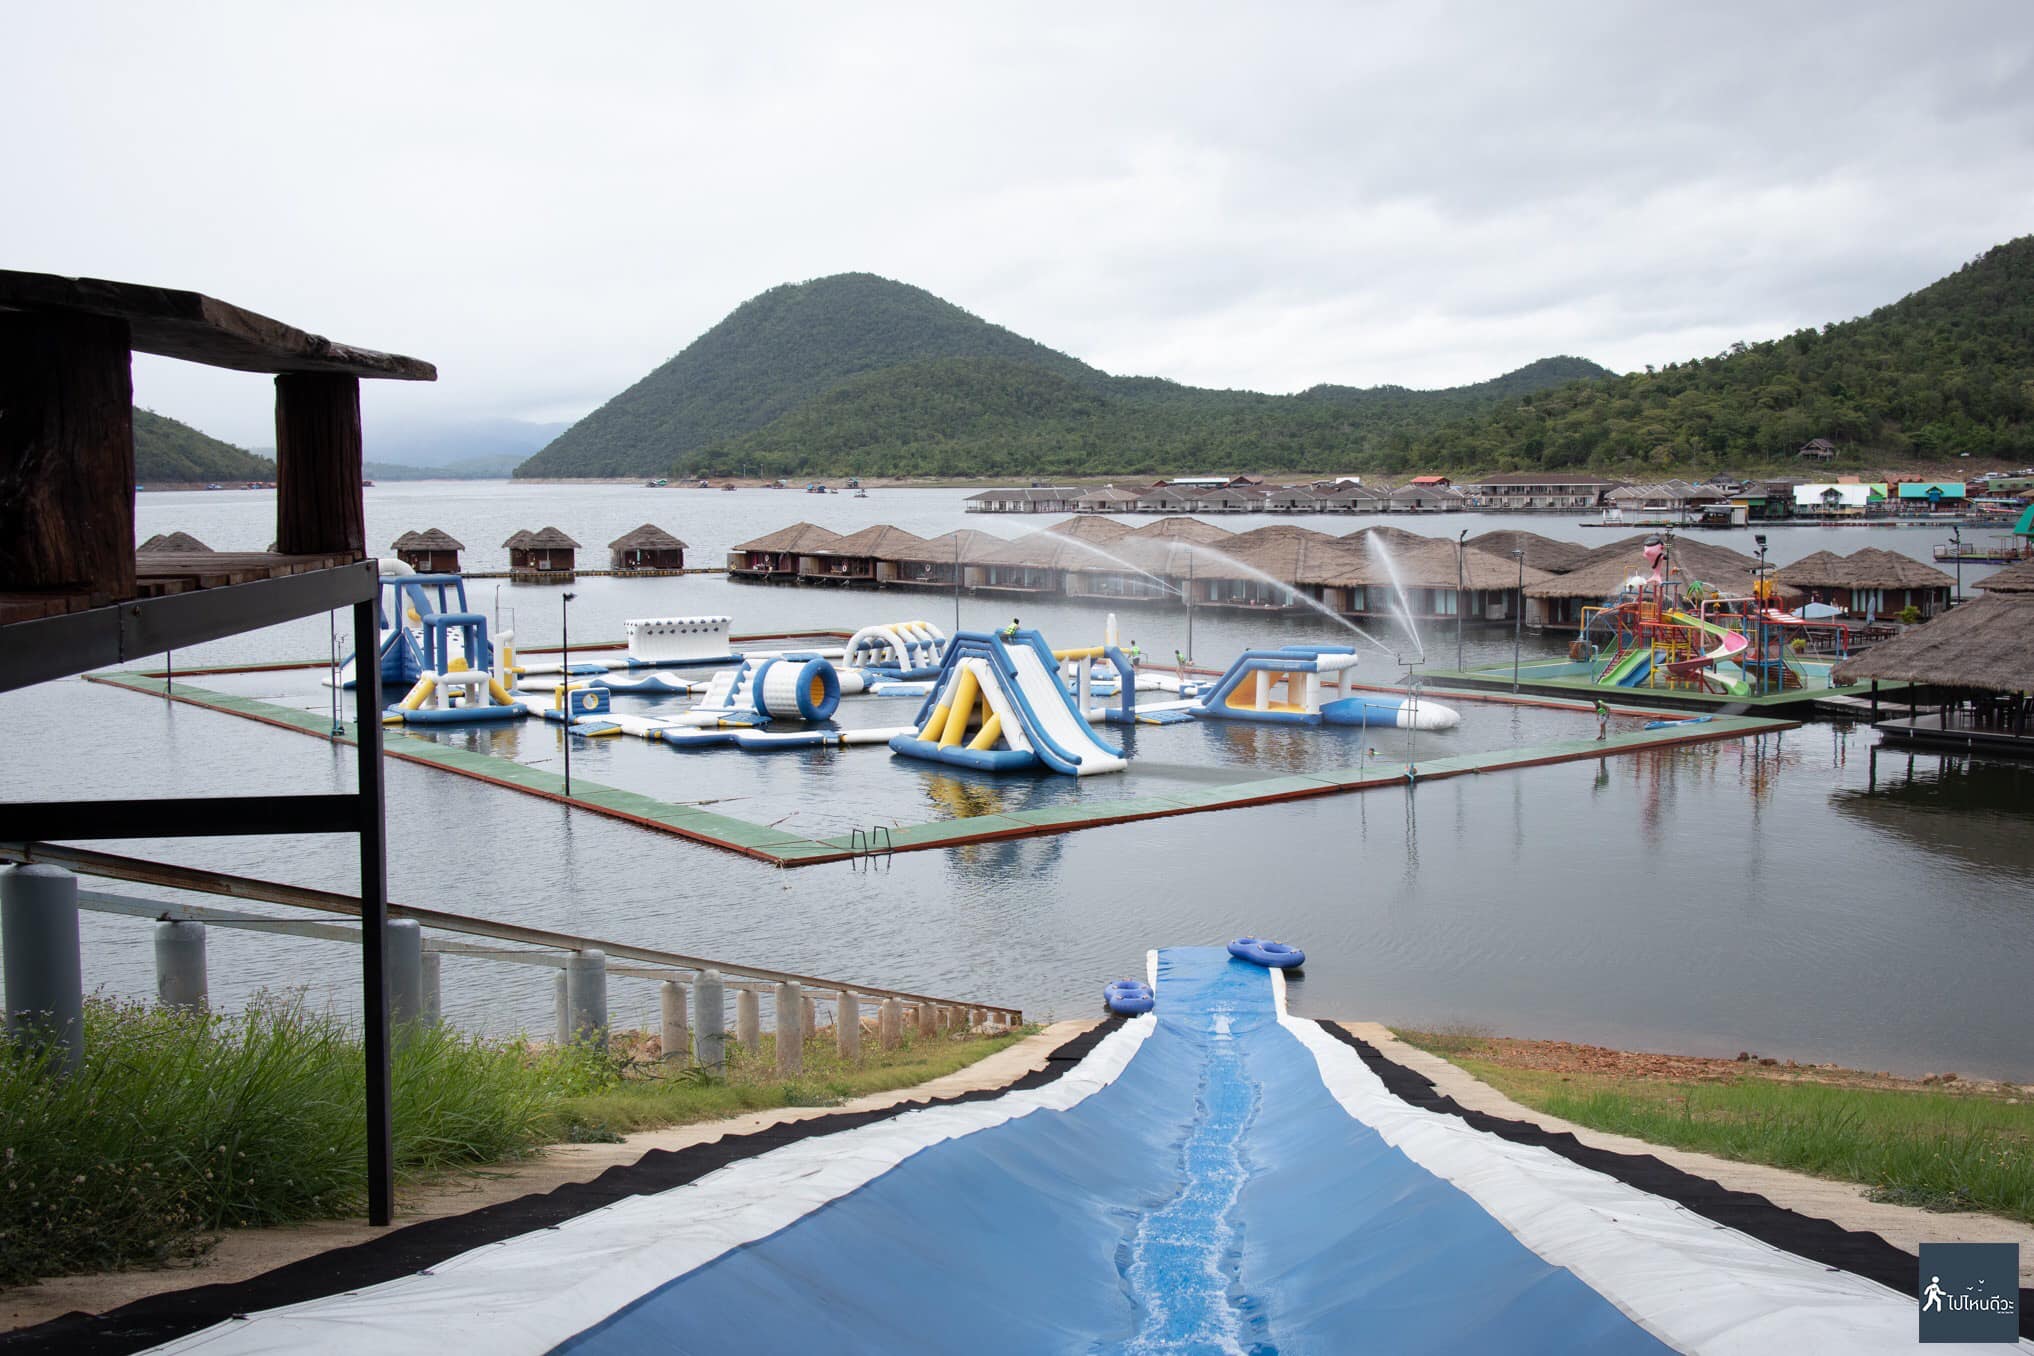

left=516, top=273, right=1105, bottom=478
left=517, top=271, right=1612, bottom=479
left=698, top=354, right=1615, bottom=480
left=1409, top=236, right=2034, bottom=474
left=134, top=408, right=274, bottom=483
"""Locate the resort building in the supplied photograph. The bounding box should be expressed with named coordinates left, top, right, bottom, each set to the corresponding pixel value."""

left=390, top=528, right=463, bottom=573
left=503, top=527, right=579, bottom=580
left=606, top=523, right=686, bottom=573
left=1890, top=480, right=1968, bottom=516
left=725, top=522, right=843, bottom=579
left=799, top=524, right=926, bottom=585
left=882, top=529, right=1001, bottom=589
left=1260, top=486, right=1322, bottom=513
left=1601, top=480, right=1723, bottom=522
left=1455, top=472, right=1620, bottom=511
left=1833, top=564, right=2034, bottom=753
left=1134, top=484, right=1199, bottom=512
left=1465, top=528, right=1588, bottom=576
left=1317, top=482, right=1386, bottom=513
left=1189, top=485, right=1262, bottom=513
left=1792, top=482, right=1887, bottom=518
left=1777, top=549, right=1956, bottom=620
left=1074, top=486, right=1141, bottom=514
left=963, top=486, right=1082, bottom=513
left=1383, top=483, right=1466, bottom=513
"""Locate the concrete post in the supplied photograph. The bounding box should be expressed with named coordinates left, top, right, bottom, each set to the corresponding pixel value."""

left=879, top=998, right=902, bottom=1050
left=694, top=969, right=726, bottom=1071
left=420, top=950, right=442, bottom=1027
left=837, top=993, right=861, bottom=1059
left=153, top=918, right=208, bottom=1012
left=971, top=1007, right=986, bottom=1030
left=915, top=1002, right=934, bottom=1038
left=2, top=865, right=84, bottom=1076
left=565, top=949, right=608, bottom=1049
left=736, top=988, right=761, bottom=1052
left=936, top=1005, right=952, bottom=1033
left=554, top=970, right=570, bottom=1047
left=775, top=981, right=803, bottom=1074
left=384, top=919, right=424, bottom=1033
left=660, top=981, right=689, bottom=1065
left=801, top=994, right=817, bottom=1039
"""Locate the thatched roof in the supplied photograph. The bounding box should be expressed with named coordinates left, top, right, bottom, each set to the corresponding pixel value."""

left=1777, top=548, right=1952, bottom=591
left=1980, top=558, right=2034, bottom=593
left=812, top=524, right=925, bottom=557
left=1831, top=595, right=2034, bottom=694
left=1201, top=526, right=1362, bottom=584
left=1305, top=536, right=1554, bottom=590
left=1129, top=517, right=1234, bottom=544
left=1076, top=486, right=1140, bottom=505
left=1035, top=516, right=1135, bottom=544
left=138, top=531, right=211, bottom=553
left=504, top=526, right=580, bottom=549
left=732, top=522, right=843, bottom=553
left=1466, top=529, right=1588, bottom=575
left=1524, top=533, right=1798, bottom=602
left=608, top=523, right=687, bottom=551
left=391, top=527, right=464, bottom=552
left=881, top=528, right=1002, bottom=564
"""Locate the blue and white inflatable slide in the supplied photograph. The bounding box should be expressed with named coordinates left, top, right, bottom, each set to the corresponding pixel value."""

left=39, top=950, right=2032, bottom=1354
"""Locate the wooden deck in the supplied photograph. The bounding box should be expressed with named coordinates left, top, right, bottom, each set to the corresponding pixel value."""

left=0, top=551, right=361, bottom=625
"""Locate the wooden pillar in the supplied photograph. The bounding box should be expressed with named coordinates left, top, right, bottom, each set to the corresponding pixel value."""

left=275, top=373, right=364, bottom=556
left=0, top=311, right=135, bottom=602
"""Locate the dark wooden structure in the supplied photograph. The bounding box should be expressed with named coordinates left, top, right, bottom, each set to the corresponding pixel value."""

left=391, top=527, right=465, bottom=573
left=0, top=268, right=434, bottom=1227
left=607, top=523, right=686, bottom=573
left=504, top=526, right=579, bottom=581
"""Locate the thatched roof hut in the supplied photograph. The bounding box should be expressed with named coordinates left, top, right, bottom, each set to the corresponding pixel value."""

left=1129, top=517, right=1234, bottom=544
left=608, top=523, right=687, bottom=571
left=1035, top=515, right=1135, bottom=545
left=1777, top=548, right=1953, bottom=593
left=1205, top=525, right=1362, bottom=584
left=1075, top=486, right=1140, bottom=512
left=504, top=526, right=580, bottom=551
left=138, top=531, right=211, bottom=554
left=881, top=528, right=1002, bottom=565
left=801, top=524, right=925, bottom=582
left=503, top=526, right=579, bottom=577
left=732, top=522, right=842, bottom=555
left=1980, top=558, right=2034, bottom=593
left=390, top=527, right=464, bottom=572
left=1831, top=595, right=2034, bottom=694
left=1466, top=529, right=1587, bottom=575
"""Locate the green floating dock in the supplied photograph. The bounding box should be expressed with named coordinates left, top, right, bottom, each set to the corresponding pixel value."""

left=90, top=671, right=1796, bottom=869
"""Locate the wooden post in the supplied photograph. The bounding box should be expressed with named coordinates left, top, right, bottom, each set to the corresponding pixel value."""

left=0, top=311, right=135, bottom=603
left=275, top=373, right=364, bottom=556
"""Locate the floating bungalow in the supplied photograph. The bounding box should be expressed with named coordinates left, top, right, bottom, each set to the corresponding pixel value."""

left=1260, top=486, right=1321, bottom=513
left=1073, top=486, right=1140, bottom=514
left=137, top=531, right=212, bottom=554
left=726, top=522, right=842, bottom=580
left=1456, top=472, right=1620, bottom=511
left=607, top=523, right=687, bottom=574
left=1134, top=485, right=1198, bottom=513
left=1465, top=528, right=1588, bottom=576
left=1833, top=576, right=2034, bottom=754
left=502, top=527, right=579, bottom=581
left=1189, top=485, right=1261, bottom=513
left=1776, top=548, right=1954, bottom=620
left=390, top=527, right=463, bottom=573
left=963, top=486, right=1082, bottom=514
left=882, top=529, right=1000, bottom=589
left=1383, top=483, right=1466, bottom=513
left=799, top=524, right=925, bottom=585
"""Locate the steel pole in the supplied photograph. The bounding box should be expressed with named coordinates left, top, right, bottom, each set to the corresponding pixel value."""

left=352, top=596, right=393, bottom=1227
left=1512, top=549, right=1523, bottom=694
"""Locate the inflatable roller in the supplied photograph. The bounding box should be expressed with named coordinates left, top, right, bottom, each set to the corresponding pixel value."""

left=1228, top=937, right=1305, bottom=969
left=1104, top=979, right=1154, bottom=1015
left=751, top=656, right=841, bottom=721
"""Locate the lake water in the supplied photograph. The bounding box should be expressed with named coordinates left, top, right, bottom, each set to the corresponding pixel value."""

left=3, top=485, right=2029, bottom=1079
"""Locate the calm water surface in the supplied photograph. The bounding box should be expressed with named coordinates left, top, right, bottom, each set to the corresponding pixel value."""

left=1, top=485, right=2027, bottom=1078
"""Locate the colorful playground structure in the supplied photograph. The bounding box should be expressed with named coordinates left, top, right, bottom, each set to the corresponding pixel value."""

left=890, top=627, right=1133, bottom=775
left=1192, top=645, right=1461, bottom=731
left=1577, top=538, right=1856, bottom=698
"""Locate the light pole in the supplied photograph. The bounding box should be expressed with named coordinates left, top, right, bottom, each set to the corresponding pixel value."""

left=1185, top=549, right=1195, bottom=665
left=1455, top=528, right=1467, bottom=671
left=1512, top=547, right=1524, bottom=694
left=561, top=590, right=576, bottom=798
left=1752, top=534, right=1768, bottom=697
left=1950, top=524, right=1962, bottom=604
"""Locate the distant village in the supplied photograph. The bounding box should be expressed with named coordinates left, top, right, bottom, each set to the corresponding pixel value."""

left=965, top=454, right=2034, bottom=528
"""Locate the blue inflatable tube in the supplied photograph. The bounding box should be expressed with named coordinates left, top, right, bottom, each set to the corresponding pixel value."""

left=1228, top=937, right=1305, bottom=969
left=1104, top=979, right=1154, bottom=1015
left=394, top=703, right=527, bottom=725
left=887, top=734, right=1039, bottom=773
left=1643, top=715, right=1714, bottom=730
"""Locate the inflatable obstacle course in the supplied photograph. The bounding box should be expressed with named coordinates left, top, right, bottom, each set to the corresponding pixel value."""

left=890, top=628, right=1129, bottom=776
left=1195, top=645, right=1462, bottom=731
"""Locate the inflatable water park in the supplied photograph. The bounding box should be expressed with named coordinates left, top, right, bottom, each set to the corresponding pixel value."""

left=343, top=558, right=1462, bottom=775
left=117, top=947, right=1977, bottom=1353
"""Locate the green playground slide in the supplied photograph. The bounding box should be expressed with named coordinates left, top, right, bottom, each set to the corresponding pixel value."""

left=1665, top=611, right=1754, bottom=697
left=1601, top=647, right=1652, bottom=686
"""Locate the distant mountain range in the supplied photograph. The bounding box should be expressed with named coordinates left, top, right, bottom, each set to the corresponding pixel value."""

left=513, top=273, right=1614, bottom=480
left=134, top=408, right=274, bottom=483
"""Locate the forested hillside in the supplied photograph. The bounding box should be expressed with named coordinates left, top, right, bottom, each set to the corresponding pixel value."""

left=1407, top=236, right=2034, bottom=474
left=516, top=274, right=1106, bottom=478
left=134, top=408, right=274, bottom=483
left=691, top=355, right=1612, bottom=479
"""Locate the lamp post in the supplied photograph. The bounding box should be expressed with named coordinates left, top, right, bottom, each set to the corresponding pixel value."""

left=1456, top=528, right=1467, bottom=671
left=954, top=533, right=963, bottom=631
left=1950, top=524, right=1962, bottom=604
left=1185, top=549, right=1195, bottom=666
left=561, top=591, right=576, bottom=798
left=1752, top=534, right=1768, bottom=698
left=1512, top=547, right=1524, bottom=694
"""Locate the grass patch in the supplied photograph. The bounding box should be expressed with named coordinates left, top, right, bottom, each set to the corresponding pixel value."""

left=0, top=999, right=1031, bottom=1286
left=1392, top=1031, right=2034, bottom=1226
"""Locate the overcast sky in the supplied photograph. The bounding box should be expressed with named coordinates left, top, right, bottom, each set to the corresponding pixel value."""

left=7, top=3, right=2032, bottom=445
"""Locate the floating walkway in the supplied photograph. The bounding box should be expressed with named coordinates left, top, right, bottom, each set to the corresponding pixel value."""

left=95, top=948, right=1991, bottom=1352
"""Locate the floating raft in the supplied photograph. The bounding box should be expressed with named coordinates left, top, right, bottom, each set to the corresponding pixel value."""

left=123, top=948, right=1967, bottom=1353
